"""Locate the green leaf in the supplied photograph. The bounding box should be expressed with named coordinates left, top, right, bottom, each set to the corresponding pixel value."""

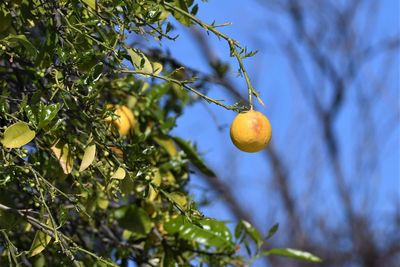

left=24, top=106, right=38, bottom=126
left=0, top=9, right=12, bottom=33
left=172, top=137, right=215, bottom=177
left=191, top=4, right=199, bottom=15
left=79, top=144, right=96, bottom=172
left=165, top=215, right=234, bottom=249
left=127, top=48, right=153, bottom=74
left=24, top=103, right=61, bottom=130
left=263, top=248, right=322, bottom=263
left=171, top=0, right=192, bottom=26
left=235, top=220, right=263, bottom=248
left=114, top=206, right=152, bottom=236
left=199, top=218, right=232, bottom=243
left=4, top=34, right=38, bottom=57
left=265, top=223, right=279, bottom=240
left=0, top=89, right=10, bottom=114
left=37, top=103, right=61, bottom=130
left=1, top=122, right=36, bottom=148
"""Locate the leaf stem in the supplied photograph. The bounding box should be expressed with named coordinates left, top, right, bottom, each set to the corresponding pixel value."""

left=118, top=69, right=241, bottom=111
left=163, top=1, right=258, bottom=110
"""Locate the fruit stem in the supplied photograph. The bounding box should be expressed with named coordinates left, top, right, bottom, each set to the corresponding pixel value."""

left=229, top=41, right=254, bottom=110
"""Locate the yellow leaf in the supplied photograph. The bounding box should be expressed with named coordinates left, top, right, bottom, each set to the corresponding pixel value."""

left=51, top=140, right=73, bottom=174
left=82, top=0, right=96, bottom=10
left=122, top=229, right=133, bottom=240
left=170, top=192, right=187, bottom=209
left=111, top=167, right=126, bottom=179
left=97, top=197, right=109, bottom=210
left=127, top=48, right=153, bottom=74
left=151, top=62, right=163, bottom=75
left=148, top=168, right=161, bottom=201
left=1, top=122, right=35, bottom=148
left=79, top=144, right=96, bottom=171
left=153, top=136, right=177, bottom=157
left=28, top=229, right=52, bottom=257
left=165, top=171, right=176, bottom=184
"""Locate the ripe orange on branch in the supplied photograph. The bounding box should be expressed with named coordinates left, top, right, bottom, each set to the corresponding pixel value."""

left=105, top=105, right=136, bottom=136
left=230, top=109, right=272, bottom=153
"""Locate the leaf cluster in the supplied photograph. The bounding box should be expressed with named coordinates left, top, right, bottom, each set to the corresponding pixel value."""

left=0, top=0, right=320, bottom=266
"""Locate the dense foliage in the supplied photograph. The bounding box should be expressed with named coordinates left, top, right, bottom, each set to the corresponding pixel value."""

left=0, top=0, right=320, bottom=266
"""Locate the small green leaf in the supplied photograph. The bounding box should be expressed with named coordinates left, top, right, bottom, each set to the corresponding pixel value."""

left=235, top=220, right=263, bottom=248
left=172, top=137, right=215, bottom=177
left=265, top=223, right=279, bottom=240
left=191, top=4, right=199, bottom=15
left=24, top=103, right=61, bottom=129
left=1, top=122, right=35, bottom=148
left=79, top=144, right=96, bottom=172
left=263, top=248, right=322, bottom=263
left=127, top=48, right=153, bottom=74
left=24, top=106, right=37, bottom=125
left=37, top=103, right=61, bottom=130
left=170, top=0, right=192, bottom=26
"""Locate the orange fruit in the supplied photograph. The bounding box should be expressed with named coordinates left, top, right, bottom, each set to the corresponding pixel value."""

left=105, top=105, right=136, bottom=136
left=230, top=110, right=272, bottom=153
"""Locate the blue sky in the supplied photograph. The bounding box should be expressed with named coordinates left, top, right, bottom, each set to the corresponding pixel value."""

left=158, top=0, right=399, bottom=265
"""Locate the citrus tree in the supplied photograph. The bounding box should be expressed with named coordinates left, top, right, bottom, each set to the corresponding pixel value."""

left=0, top=0, right=320, bottom=266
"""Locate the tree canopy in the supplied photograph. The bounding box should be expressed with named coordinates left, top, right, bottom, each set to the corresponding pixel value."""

left=0, top=0, right=320, bottom=266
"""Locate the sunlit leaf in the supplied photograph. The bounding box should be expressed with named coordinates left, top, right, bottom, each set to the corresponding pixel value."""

left=37, top=103, right=61, bottom=130
left=148, top=168, right=161, bottom=201
left=79, top=144, right=96, bottom=172
left=154, top=136, right=177, bottom=157
left=51, top=140, right=73, bottom=174
left=165, top=215, right=234, bottom=249
left=82, top=0, right=96, bottom=10
left=28, top=229, right=52, bottom=257
left=151, top=62, right=163, bottom=75
left=1, top=122, right=35, bottom=148
left=127, top=48, right=153, bottom=74
left=111, top=167, right=126, bottom=179
left=235, top=220, right=263, bottom=248
left=97, top=197, right=109, bottom=210
left=262, top=248, right=322, bottom=263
